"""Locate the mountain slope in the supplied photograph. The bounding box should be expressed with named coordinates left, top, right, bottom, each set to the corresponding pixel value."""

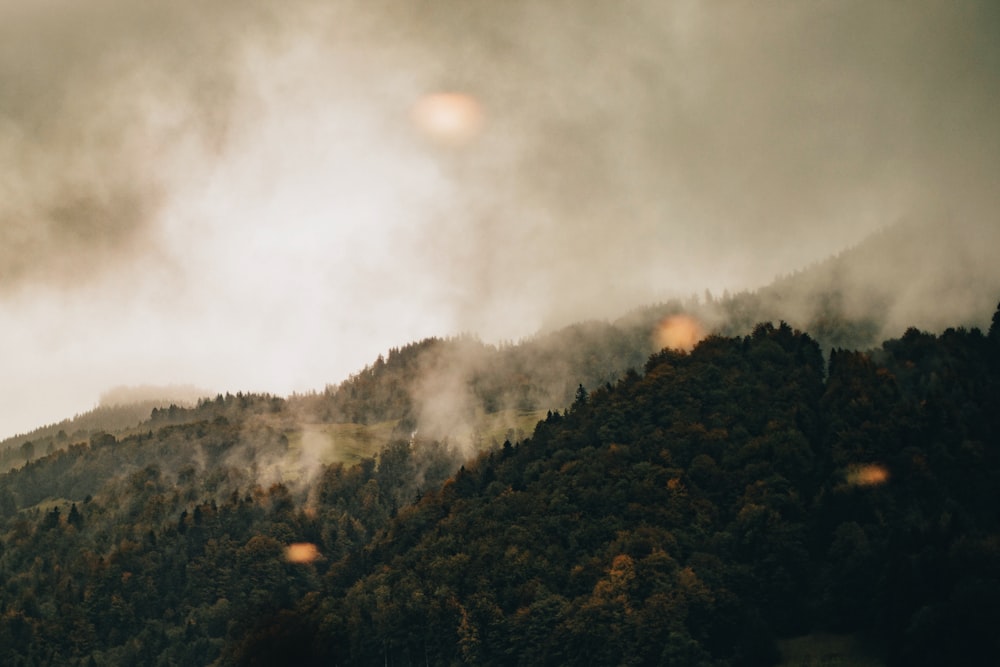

left=230, top=307, right=1000, bottom=666
left=1, top=271, right=998, bottom=664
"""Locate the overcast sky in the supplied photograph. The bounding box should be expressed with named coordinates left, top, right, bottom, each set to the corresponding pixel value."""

left=1, top=0, right=998, bottom=438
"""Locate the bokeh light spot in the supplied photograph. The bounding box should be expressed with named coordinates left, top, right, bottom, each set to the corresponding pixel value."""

left=285, top=542, right=320, bottom=564
left=411, top=92, right=484, bottom=145
left=655, top=314, right=706, bottom=352
left=846, top=463, right=889, bottom=487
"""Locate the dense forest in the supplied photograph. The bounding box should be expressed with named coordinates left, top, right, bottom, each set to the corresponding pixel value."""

left=1, top=301, right=998, bottom=665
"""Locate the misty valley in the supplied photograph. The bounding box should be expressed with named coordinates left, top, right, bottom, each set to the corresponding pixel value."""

left=2, top=263, right=1000, bottom=665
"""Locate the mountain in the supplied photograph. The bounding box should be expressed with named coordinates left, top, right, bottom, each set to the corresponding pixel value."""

left=710, top=217, right=1000, bottom=350
left=1, top=299, right=998, bottom=665
left=236, top=313, right=1000, bottom=666
left=0, top=385, right=207, bottom=471
left=5, top=219, right=990, bottom=469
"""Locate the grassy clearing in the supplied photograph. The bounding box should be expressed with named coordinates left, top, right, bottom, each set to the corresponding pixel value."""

left=777, top=633, right=885, bottom=667
left=21, top=497, right=75, bottom=515
left=285, top=420, right=399, bottom=468
left=284, top=409, right=547, bottom=471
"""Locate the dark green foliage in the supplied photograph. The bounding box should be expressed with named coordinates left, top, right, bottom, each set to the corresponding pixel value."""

left=0, top=401, right=460, bottom=666
left=1, top=305, right=999, bottom=665
left=989, top=300, right=1000, bottom=342
left=274, top=315, right=998, bottom=666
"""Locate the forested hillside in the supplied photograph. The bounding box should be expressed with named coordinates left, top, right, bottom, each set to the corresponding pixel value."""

left=293, top=322, right=651, bottom=432
left=247, top=312, right=1000, bottom=666
left=1, top=304, right=998, bottom=665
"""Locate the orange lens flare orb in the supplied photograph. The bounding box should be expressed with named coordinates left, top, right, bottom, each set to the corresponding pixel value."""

left=411, top=92, right=484, bottom=145
left=655, top=314, right=706, bottom=352
left=846, top=463, right=889, bottom=487
left=285, top=542, right=320, bottom=564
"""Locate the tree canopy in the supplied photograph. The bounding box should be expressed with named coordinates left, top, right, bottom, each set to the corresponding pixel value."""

left=1, top=303, right=999, bottom=665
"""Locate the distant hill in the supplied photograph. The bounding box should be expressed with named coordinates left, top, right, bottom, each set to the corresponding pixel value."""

left=0, top=385, right=209, bottom=470
left=97, top=383, right=208, bottom=409
left=711, top=217, right=1000, bottom=350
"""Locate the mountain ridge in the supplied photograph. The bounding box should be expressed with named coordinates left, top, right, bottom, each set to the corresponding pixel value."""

left=0, top=301, right=998, bottom=664
left=4, top=218, right=995, bottom=468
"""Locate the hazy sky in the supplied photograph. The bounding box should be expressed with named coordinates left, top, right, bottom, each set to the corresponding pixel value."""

left=1, top=0, right=998, bottom=438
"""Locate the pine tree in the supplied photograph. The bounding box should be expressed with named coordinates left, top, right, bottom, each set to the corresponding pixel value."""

left=989, top=301, right=1000, bottom=342
left=67, top=503, right=83, bottom=528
